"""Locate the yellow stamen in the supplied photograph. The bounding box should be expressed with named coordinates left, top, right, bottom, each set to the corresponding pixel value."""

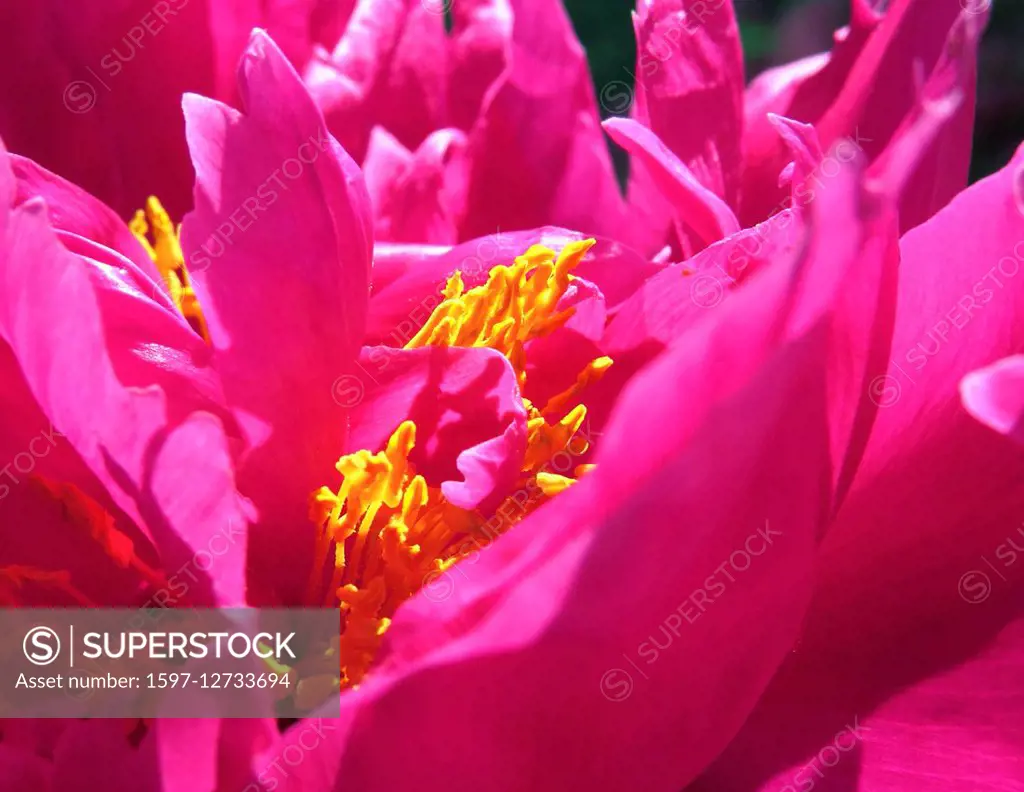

left=541, top=356, right=613, bottom=417
left=307, top=240, right=611, bottom=693
left=403, top=239, right=596, bottom=389
left=307, top=421, right=488, bottom=687
left=131, top=197, right=210, bottom=342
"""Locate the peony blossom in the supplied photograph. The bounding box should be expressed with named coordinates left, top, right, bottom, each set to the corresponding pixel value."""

left=0, top=1, right=1022, bottom=791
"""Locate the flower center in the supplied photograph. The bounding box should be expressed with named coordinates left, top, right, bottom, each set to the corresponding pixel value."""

left=130, top=197, right=210, bottom=342
left=306, top=240, right=612, bottom=690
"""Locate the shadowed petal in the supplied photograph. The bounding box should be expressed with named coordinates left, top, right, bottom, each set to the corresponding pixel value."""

left=342, top=345, right=527, bottom=513
left=237, top=145, right=899, bottom=792
left=0, top=143, right=248, bottom=607
left=691, top=142, right=1024, bottom=792
left=363, top=127, right=469, bottom=244
left=460, top=0, right=625, bottom=240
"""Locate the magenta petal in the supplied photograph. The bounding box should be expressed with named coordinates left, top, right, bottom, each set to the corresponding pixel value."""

left=605, top=117, right=740, bottom=251
left=460, top=0, right=625, bottom=240
left=522, top=275, right=607, bottom=411
left=961, top=355, right=1024, bottom=445
left=9, top=155, right=156, bottom=281
left=865, top=7, right=987, bottom=232
left=51, top=717, right=272, bottom=792
left=243, top=162, right=902, bottom=792
left=0, top=1, right=242, bottom=218
left=0, top=744, right=50, bottom=792
left=632, top=0, right=745, bottom=207
left=767, top=114, right=823, bottom=191
left=691, top=145, right=1024, bottom=792
left=307, top=0, right=448, bottom=162
left=602, top=209, right=803, bottom=361
left=841, top=613, right=1024, bottom=791
left=448, top=0, right=513, bottom=131
left=740, top=0, right=976, bottom=230
left=0, top=152, right=247, bottom=606
left=343, top=345, right=526, bottom=512
left=739, top=11, right=878, bottom=224
left=182, top=30, right=372, bottom=598
left=250, top=242, right=836, bottom=791
left=363, top=126, right=469, bottom=244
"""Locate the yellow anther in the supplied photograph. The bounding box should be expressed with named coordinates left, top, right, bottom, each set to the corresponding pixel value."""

left=524, top=403, right=588, bottom=473
left=403, top=239, right=597, bottom=389
left=541, top=355, right=614, bottom=417
left=535, top=472, right=578, bottom=497
left=308, top=241, right=613, bottom=692
left=131, top=196, right=210, bottom=342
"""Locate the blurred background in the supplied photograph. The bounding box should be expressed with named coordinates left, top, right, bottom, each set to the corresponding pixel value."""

left=565, top=0, right=1024, bottom=182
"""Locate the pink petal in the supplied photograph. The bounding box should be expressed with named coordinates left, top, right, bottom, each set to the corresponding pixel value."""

left=242, top=150, right=907, bottom=792
left=961, top=355, right=1024, bottom=444
left=767, top=114, right=824, bottom=190
left=448, top=0, right=513, bottom=131
left=631, top=0, right=745, bottom=207
left=521, top=275, right=607, bottom=411
left=306, top=0, right=448, bottom=162
left=740, top=0, right=978, bottom=232
left=866, top=6, right=987, bottom=232
left=690, top=144, right=1024, bottom=792
left=0, top=745, right=50, bottom=792
left=0, top=1, right=231, bottom=218
left=605, top=117, right=740, bottom=252
left=370, top=241, right=450, bottom=294
left=341, top=345, right=527, bottom=513
left=363, top=126, right=469, bottom=244
left=181, top=30, right=372, bottom=602
left=255, top=294, right=833, bottom=792
left=0, top=149, right=248, bottom=607
left=8, top=155, right=156, bottom=281
left=0, top=335, right=163, bottom=608
left=366, top=228, right=660, bottom=345
left=739, top=5, right=879, bottom=225
left=602, top=209, right=803, bottom=361
left=51, top=718, right=274, bottom=792
left=460, top=0, right=625, bottom=240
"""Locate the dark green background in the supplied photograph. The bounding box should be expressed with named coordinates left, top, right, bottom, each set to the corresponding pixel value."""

left=563, top=0, right=1024, bottom=181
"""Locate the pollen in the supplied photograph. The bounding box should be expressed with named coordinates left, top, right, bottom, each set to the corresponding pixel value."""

left=130, top=197, right=210, bottom=343
left=307, top=240, right=611, bottom=693
left=404, top=239, right=597, bottom=388
left=306, top=421, right=485, bottom=688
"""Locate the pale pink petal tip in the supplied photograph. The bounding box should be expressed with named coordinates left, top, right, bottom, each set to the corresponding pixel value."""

left=961, top=355, right=1024, bottom=443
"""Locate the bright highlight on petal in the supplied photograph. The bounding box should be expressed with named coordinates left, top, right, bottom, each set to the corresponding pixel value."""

left=309, top=241, right=611, bottom=689
left=130, top=196, right=210, bottom=342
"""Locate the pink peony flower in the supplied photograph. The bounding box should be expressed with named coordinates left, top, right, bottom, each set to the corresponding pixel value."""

left=0, top=1, right=1021, bottom=791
